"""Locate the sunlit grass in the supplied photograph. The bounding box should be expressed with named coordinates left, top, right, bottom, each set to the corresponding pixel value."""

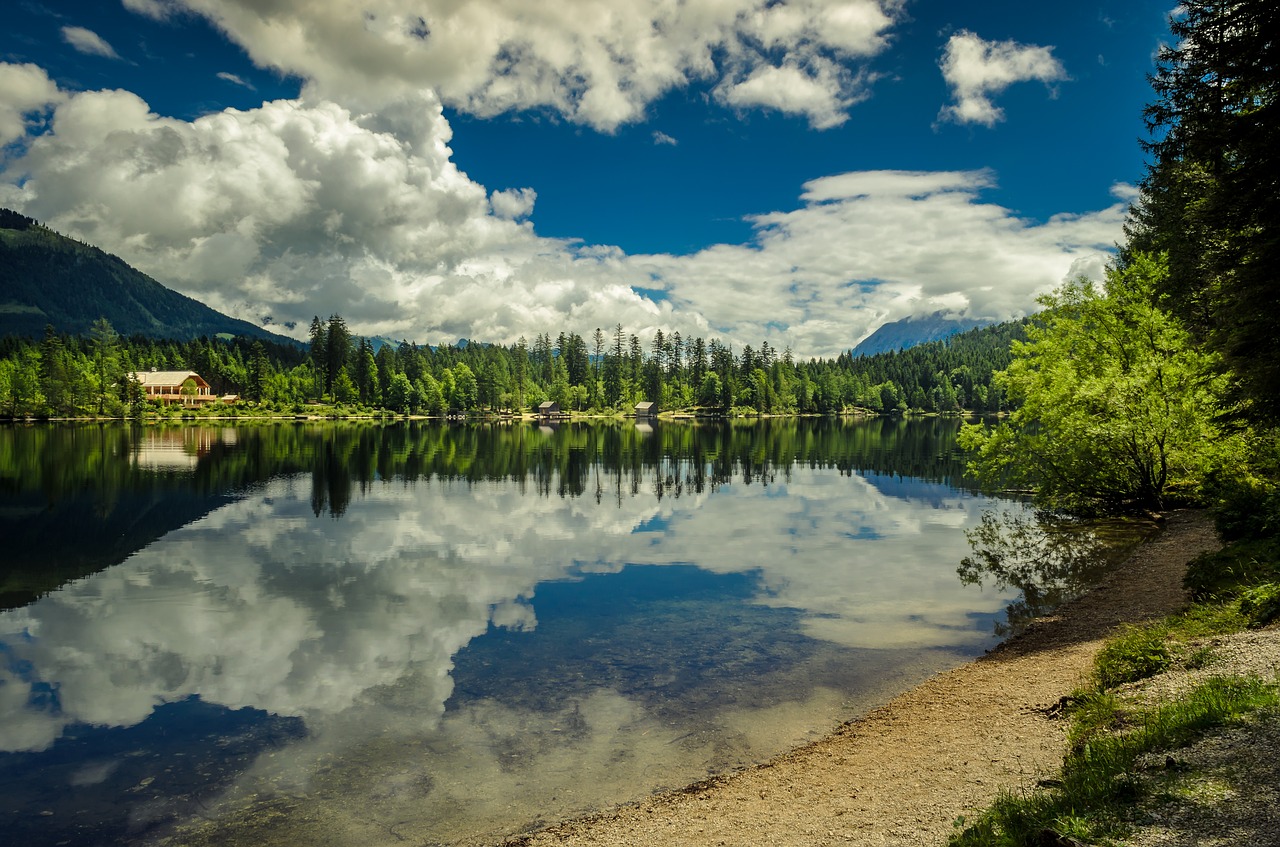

left=950, top=676, right=1279, bottom=846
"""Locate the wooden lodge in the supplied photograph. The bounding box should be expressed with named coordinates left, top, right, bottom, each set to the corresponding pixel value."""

left=129, top=370, right=217, bottom=406
left=537, top=400, right=562, bottom=419
left=634, top=401, right=657, bottom=418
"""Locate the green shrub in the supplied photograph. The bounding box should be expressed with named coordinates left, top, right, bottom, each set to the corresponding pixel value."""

left=1239, top=583, right=1280, bottom=628
left=1206, top=449, right=1280, bottom=540
left=1184, top=538, right=1280, bottom=601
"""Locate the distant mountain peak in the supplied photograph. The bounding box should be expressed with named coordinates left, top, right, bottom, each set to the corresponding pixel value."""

left=851, top=311, right=993, bottom=358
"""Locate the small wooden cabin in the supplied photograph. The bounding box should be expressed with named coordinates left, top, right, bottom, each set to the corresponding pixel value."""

left=537, top=400, right=561, bottom=419
left=634, top=401, right=657, bottom=418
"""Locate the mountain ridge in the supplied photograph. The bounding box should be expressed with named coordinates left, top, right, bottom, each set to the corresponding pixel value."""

left=0, top=208, right=295, bottom=343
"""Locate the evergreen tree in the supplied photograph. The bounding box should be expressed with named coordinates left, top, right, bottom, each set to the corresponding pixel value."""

left=308, top=316, right=328, bottom=399
left=89, top=317, right=121, bottom=416
left=325, top=314, right=352, bottom=397
left=246, top=340, right=269, bottom=402
left=1127, top=0, right=1280, bottom=419
left=354, top=338, right=378, bottom=405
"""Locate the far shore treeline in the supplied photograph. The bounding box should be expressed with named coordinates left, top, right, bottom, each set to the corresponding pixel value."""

left=0, top=315, right=1025, bottom=419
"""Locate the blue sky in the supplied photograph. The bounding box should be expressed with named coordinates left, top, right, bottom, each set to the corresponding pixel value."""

left=1, top=1, right=1175, bottom=355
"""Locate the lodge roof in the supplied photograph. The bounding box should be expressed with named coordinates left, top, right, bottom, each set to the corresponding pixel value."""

left=130, top=370, right=210, bottom=388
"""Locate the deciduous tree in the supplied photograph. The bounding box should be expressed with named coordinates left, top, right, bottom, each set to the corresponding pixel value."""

left=961, top=254, right=1232, bottom=513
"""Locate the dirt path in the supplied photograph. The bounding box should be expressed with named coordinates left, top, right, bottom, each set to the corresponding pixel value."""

left=503, top=510, right=1220, bottom=847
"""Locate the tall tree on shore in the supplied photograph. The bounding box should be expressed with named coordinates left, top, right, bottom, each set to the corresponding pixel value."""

left=961, top=254, right=1231, bottom=514
left=308, top=316, right=327, bottom=399
left=89, top=317, right=120, bottom=416
left=325, top=314, right=352, bottom=397
left=1125, top=0, right=1280, bottom=420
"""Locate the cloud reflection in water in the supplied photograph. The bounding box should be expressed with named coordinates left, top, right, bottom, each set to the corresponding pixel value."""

left=0, top=458, right=1024, bottom=844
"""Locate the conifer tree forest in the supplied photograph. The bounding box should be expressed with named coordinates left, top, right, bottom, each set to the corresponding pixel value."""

left=0, top=312, right=1024, bottom=419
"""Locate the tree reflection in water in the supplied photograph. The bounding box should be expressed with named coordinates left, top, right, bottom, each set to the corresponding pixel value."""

left=958, top=509, right=1159, bottom=635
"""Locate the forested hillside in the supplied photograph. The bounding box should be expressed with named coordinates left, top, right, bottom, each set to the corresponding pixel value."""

left=0, top=208, right=290, bottom=343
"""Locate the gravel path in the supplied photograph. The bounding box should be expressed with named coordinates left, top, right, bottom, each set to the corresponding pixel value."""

left=499, top=510, right=1226, bottom=847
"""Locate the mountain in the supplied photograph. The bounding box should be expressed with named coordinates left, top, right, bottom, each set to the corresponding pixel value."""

left=0, top=208, right=293, bottom=342
left=851, top=311, right=994, bottom=357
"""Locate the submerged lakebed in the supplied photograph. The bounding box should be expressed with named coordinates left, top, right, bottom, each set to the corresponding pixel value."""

left=0, top=419, right=1143, bottom=846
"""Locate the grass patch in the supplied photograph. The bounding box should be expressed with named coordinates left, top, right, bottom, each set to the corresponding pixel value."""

left=1094, top=625, right=1172, bottom=689
left=1092, top=603, right=1248, bottom=691
left=950, top=676, right=1279, bottom=846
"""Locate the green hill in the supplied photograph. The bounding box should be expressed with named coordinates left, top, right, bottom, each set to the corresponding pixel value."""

left=0, top=208, right=293, bottom=342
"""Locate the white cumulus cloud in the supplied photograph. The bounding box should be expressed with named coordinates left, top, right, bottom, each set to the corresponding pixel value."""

left=119, top=0, right=904, bottom=132
left=937, top=30, right=1067, bottom=127
left=0, top=63, right=65, bottom=145
left=489, top=187, right=537, bottom=221
left=0, top=65, right=1123, bottom=358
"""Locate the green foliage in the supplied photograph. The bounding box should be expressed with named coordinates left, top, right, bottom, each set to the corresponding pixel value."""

left=1184, top=538, right=1280, bottom=601
left=961, top=254, right=1231, bottom=514
left=3, top=302, right=1030, bottom=419
left=1204, top=429, right=1280, bottom=540
left=1239, top=583, right=1280, bottom=628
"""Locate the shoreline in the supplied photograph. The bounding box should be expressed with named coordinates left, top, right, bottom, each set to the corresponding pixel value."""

left=495, top=511, right=1220, bottom=847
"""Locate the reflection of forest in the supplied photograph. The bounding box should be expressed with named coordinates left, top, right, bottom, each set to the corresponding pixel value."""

left=308, top=417, right=974, bottom=512
left=1, top=418, right=970, bottom=606
left=958, top=510, right=1158, bottom=636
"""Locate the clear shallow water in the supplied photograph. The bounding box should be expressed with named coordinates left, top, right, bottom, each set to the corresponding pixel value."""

left=1, top=419, right=1039, bottom=845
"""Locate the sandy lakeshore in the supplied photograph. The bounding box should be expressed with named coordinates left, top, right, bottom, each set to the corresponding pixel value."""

left=496, top=510, right=1223, bottom=847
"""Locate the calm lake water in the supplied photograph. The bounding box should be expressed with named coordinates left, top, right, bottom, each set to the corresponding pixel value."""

left=0, top=419, right=1132, bottom=846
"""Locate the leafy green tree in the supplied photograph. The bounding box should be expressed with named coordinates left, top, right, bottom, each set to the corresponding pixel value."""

left=550, top=357, right=572, bottom=409
left=5, top=346, right=41, bottom=416
left=386, top=372, right=413, bottom=414
left=450, top=363, right=478, bottom=412
left=420, top=373, right=446, bottom=416
left=697, top=371, right=721, bottom=408
left=961, top=254, right=1232, bottom=514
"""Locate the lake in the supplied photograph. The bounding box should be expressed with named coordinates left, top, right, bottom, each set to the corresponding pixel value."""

left=0, top=419, right=1130, bottom=846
